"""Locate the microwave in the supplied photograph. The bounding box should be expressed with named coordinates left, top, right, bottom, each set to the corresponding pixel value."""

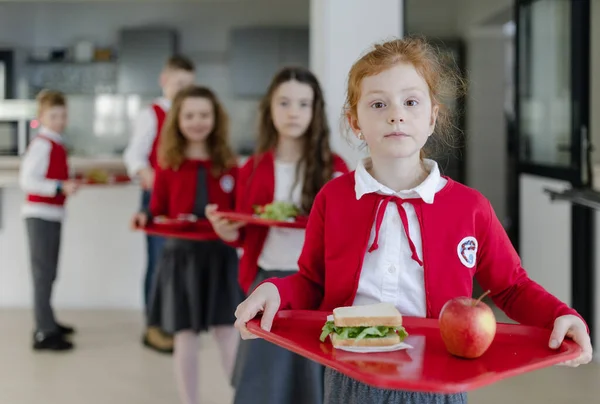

left=0, top=100, right=36, bottom=156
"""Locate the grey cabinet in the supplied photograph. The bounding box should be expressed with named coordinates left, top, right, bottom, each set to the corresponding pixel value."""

left=230, top=27, right=309, bottom=97
left=117, top=28, right=178, bottom=95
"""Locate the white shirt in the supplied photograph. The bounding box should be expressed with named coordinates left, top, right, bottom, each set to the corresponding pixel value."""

left=19, top=128, right=67, bottom=222
left=123, top=97, right=171, bottom=178
left=258, top=160, right=306, bottom=271
left=352, top=158, right=447, bottom=317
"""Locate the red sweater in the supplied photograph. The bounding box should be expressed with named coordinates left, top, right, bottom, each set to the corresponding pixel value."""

left=267, top=173, right=584, bottom=331
left=150, top=159, right=238, bottom=218
left=234, top=151, right=349, bottom=294
left=26, top=135, right=69, bottom=206
left=147, top=104, right=167, bottom=170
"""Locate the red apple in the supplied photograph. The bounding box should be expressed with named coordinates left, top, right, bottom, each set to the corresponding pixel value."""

left=439, top=290, right=497, bottom=359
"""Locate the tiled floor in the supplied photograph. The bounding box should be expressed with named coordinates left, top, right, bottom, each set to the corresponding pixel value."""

left=0, top=309, right=597, bottom=404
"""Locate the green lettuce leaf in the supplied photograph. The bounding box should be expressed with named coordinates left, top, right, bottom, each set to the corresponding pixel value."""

left=319, top=321, right=409, bottom=343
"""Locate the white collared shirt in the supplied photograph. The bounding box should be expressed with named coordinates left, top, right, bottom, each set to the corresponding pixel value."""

left=258, top=160, right=305, bottom=271
left=123, top=97, right=171, bottom=178
left=19, top=127, right=67, bottom=222
left=352, top=158, right=447, bottom=317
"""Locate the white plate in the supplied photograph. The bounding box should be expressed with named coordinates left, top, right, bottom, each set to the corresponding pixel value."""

left=333, top=340, right=413, bottom=353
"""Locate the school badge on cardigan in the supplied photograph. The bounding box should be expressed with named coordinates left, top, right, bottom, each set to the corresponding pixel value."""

left=457, top=236, right=478, bottom=268
left=220, top=175, right=234, bottom=193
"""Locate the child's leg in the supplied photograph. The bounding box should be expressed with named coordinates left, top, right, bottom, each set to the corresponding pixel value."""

left=141, top=189, right=156, bottom=311
left=211, top=325, right=239, bottom=379
left=26, top=218, right=60, bottom=335
left=174, top=330, right=199, bottom=404
left=141, top=190, right=172, bottom=353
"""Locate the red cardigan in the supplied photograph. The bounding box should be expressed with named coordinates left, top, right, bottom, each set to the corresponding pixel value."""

left=150, top=159, right=238, bottom=217
left=234, top=151, right=349, bottom=294
left=267, top=172, right=585, bottom=331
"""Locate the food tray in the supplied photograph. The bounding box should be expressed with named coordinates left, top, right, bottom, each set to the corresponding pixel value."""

left=246, top=310, right=581, bottom=393
left=217, top=211, right=308, bottom=229
left=139, top=217, right=219, bottom=241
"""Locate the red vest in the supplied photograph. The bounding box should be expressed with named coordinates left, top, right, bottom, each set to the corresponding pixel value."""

left=148, top=104, right=167, bottom=170
left=234, top=151, right=349, bottom=294
left=26, top=135, right=69, bottom=206
left=267, top=173, right=585, bottom=331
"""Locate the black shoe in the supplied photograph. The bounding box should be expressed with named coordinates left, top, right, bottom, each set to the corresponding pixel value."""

left=33, top=332, right=74, bottom=351
left=56, top=323, right=76, bottom=336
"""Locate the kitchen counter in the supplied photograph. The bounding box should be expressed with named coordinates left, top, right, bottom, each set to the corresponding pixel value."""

left=0, top=153, right=145, bottom=309
left=0, top=179, right=145, bottom=309
left=0, top=155, right=128, bottom=187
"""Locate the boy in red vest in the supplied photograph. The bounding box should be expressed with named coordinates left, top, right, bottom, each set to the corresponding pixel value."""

left=123, top=55, right=195, bottom=353
left=19, top=90, right=80, bottom=351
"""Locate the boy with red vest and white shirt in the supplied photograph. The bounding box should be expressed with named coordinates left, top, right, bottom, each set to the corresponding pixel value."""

left=20, top=90, right=80, bottom=352
left=123, top=55, right=195, bottom=353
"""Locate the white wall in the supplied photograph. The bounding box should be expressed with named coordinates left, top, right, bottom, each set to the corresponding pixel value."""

left=459, top=0, right=512, bottom=219
left=464, top=28, right=509, bottom=224
left=310, top=0, right=403, bottom=168
left=460, top=2, right=512, bottom=222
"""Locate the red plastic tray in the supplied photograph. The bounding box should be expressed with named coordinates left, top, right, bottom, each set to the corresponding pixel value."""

left=139, top=218, right=220, bottom=241
left=247, top=310, right=581, bottom=393
left=218, top=211, right=308, bottom=229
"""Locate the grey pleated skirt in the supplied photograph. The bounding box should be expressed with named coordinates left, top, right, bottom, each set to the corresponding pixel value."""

left=324, top=367, right=467, bottom=404
left=232, top=268, right=325, bottom=404
left=147, top=238, right=244, bottom=334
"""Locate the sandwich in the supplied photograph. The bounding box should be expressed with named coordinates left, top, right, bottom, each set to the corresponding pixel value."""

left=319, top=302, right=408, bottom=347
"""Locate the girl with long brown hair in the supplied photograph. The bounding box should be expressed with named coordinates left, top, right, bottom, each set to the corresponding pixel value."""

left=132, top=85, right=244, bottom=404
left=206, top=67, right=349, bottom=404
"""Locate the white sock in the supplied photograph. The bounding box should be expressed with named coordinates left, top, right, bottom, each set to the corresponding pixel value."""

left=211, top=325, right=240, bottom=379
left=174, top=331, right=199, bottom=404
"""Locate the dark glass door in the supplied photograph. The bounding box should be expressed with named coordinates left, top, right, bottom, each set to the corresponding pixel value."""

left=513, top=0, right=593, bottom=333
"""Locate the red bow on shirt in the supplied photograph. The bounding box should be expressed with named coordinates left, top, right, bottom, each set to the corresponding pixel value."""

left=368, top=195, right=424, bottom=266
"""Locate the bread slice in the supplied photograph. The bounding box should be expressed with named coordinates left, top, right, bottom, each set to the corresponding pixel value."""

left=333, top=302, right=402, bottom=328
left=331, top=332, right=401, bottom=347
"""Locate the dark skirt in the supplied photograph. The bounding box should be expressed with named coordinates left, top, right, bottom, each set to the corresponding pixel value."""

left=324, top=368, right=467, bottom=404
left=232, top=268, right=325, bottom=404
left=147, top=238, right=244, bottom=334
